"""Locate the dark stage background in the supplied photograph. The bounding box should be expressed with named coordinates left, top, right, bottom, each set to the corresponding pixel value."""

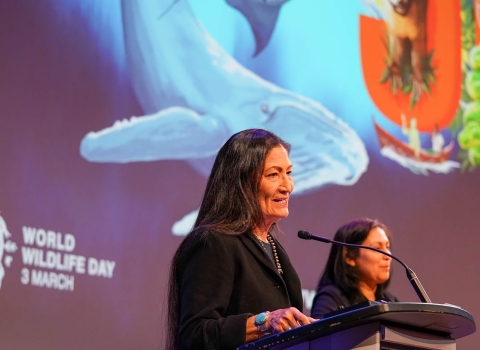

left=0, top=0, right=479, bottom=349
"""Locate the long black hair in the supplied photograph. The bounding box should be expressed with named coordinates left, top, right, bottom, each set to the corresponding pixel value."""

left=165, top=129, right=290, bottom=350
left=316, top=218, right=392, bottom=305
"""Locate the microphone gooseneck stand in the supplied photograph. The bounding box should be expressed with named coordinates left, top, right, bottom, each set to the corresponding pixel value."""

left=297, top=230, right=431, bottom=303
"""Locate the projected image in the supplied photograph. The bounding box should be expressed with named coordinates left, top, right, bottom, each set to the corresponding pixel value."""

left=360, top=0, right=461, bottom=174
left=80, top=0, right=369, bottom=234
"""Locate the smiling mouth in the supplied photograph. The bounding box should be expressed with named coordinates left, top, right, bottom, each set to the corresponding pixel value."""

left=273, top=198, right=288, bottom=208
left=273, top=198, right=288, bottom=204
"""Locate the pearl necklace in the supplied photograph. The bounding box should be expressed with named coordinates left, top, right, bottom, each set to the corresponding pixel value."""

left=254, top=233, right=283, bottom=275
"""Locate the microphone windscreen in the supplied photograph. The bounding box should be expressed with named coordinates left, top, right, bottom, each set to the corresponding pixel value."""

left=297, top=230, right=312, bottom=240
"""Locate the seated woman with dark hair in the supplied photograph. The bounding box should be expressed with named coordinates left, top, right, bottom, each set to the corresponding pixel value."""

left=310, top=218, right=398, bottom=319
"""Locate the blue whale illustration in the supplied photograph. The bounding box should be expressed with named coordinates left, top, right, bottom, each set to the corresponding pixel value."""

left=80, top=0, right=369, bottom=233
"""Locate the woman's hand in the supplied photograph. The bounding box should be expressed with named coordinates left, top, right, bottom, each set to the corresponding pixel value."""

left=246, top=308, right=317, bottom=342
left=267, top=307, right=316, bottom=333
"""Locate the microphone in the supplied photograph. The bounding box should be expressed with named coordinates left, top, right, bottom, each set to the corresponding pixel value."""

left=297, top=230, right=431, bottom=303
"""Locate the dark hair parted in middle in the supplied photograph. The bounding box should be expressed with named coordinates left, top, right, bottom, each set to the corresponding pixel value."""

left=194, top=128, right=291, bottom=234
left=316, top=218, right=393, bottom=305
left=165, top=129, right=290, bottom=350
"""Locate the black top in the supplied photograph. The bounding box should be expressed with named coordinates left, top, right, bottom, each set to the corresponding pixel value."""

left=311, top=283, right=398, bottom=319
left=175, top=230, right=303, bottom=350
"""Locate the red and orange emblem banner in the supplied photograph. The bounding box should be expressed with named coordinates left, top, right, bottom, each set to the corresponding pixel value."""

left=360, top=1, right=461, bottom=132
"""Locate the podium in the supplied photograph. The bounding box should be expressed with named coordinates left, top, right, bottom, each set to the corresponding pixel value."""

left=238, top=303, right=476, bottom=350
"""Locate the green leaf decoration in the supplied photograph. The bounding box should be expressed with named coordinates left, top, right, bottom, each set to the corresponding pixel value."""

left=402, top=83, right=412, bottom=93
left=380, top=68, right=390, bottom=83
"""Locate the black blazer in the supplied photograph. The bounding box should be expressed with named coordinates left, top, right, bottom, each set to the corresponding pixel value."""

left=311, top=283, right=398, bottom=319
left=176, top=230, right=303, bottom=350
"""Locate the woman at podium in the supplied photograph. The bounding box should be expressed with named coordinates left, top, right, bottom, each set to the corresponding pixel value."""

left=165, top=129, right=315, bottom=350
left=311, top=218, right=398, bottom=319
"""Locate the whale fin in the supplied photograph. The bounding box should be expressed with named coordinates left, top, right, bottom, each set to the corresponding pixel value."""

left=80, top=107, right=228, bottom=163
left=263, top=102, right=369, bottom=193
left=226, top=0, right=289, bottom=56
left=172, top=208, right=199, bottom=236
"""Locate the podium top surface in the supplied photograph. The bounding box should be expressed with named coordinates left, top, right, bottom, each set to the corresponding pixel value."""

left=238, top=302, right=476, bottom=350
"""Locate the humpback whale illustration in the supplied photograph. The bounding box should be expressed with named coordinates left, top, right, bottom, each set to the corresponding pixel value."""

left=80, top=0, right=369, bottom=234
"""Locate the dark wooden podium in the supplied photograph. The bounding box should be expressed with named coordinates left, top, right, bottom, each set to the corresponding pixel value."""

left=238, top=302, right=476, bottom=350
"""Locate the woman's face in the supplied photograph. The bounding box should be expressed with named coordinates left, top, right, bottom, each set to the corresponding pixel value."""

left=346, top=227, right=392, bottom=288
left=258, top=145, right=294, bottom=228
